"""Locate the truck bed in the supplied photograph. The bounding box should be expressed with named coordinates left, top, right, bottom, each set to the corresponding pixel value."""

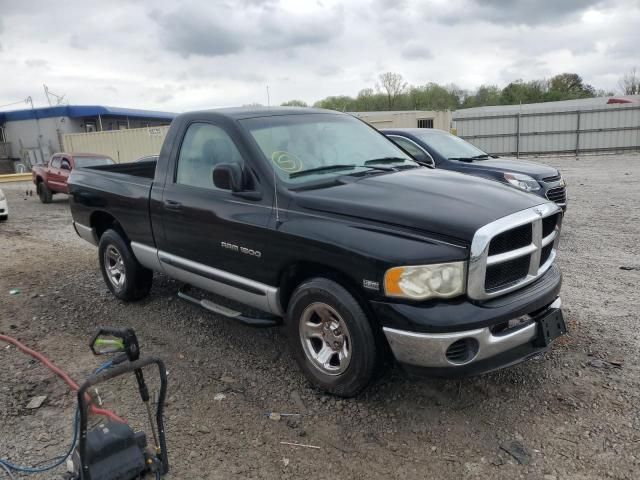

left=68, top=160, right=157, bottom=247
left=88, top=159, right=156, bottom=179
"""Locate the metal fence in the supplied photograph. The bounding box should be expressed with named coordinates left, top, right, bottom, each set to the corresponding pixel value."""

left=63, top=126, right=169, bottom=163
left=452, top=102, right=640, bottom=157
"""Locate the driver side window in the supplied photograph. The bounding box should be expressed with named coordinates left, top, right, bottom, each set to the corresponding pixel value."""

left=176, top=123, right=244, bottom=190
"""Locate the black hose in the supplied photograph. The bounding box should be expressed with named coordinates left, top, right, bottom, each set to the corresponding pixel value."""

left=0, top=461, right=16, bottom=480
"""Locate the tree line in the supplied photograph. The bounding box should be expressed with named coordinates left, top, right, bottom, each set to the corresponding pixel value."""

left=281, top=68, right=639, bottom=112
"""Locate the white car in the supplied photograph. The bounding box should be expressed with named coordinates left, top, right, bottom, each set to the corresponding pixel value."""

left=0, top=187, right=8, bottom=221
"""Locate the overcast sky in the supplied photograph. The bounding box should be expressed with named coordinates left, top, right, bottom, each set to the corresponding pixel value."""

left=1, top=0, right=638, bottom=112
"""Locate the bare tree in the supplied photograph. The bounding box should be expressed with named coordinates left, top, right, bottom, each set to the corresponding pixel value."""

left=619, top=68, right=640, bottom=95
left=377, top=72, right=407, bottom=110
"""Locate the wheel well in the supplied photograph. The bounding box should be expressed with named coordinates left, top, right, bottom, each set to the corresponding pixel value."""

left=90, top=211, right=127, bottom=242
left=279, top=262, right=368, bottom=315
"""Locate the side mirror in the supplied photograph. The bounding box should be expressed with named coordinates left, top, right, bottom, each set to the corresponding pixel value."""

left=213, top=163, right=243, bottom=192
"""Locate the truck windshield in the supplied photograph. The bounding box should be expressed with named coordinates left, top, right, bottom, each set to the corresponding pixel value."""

left=74, top=156, right=115, bottom=167
left=415, top=132, right=488, bottom=160
left=241, top=113, right=416, bottom=185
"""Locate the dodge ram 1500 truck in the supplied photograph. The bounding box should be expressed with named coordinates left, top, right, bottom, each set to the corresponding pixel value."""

left=68, top=107, right=566, bottom=396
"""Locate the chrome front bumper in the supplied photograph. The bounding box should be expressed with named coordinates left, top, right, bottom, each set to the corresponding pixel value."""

left=383, top=297, right=561, bottom=369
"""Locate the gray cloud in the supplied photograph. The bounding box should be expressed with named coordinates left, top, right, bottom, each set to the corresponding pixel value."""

left=437, top=0, right=609, bottom=26
left=149, top=8, right=244, bottom=57
left=316, top=65, right=344, bottom=76
left=401, top=44, right=433, bottom=60
left=148, top=2, right=343, bottom=58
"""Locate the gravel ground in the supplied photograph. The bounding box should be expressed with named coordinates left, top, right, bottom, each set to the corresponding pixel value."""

left=1, top=153, right=639, bottom=479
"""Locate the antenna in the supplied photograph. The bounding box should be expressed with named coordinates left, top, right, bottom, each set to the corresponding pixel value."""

left=266, top=84, right=281, bottom=224
left=43, top=84, right=67, bottom=106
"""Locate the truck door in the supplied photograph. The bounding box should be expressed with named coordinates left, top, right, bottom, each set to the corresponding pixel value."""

left=48, top=156, right=62, bottom=192
left=156, top=121, right=272, bottom=282
left=59, top=157, right=72, bottom=193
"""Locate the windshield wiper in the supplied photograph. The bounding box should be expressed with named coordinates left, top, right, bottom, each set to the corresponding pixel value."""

left=290, top=164, right=358, bottom=179
left=364, top=156, right=409, bottom=166
left=448, top=154, right=489, bottom=162
left=290, top=164, right=396, bottom=179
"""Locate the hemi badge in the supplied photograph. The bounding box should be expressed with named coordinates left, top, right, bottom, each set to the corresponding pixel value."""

left=363, top=279, right=379, bottom=290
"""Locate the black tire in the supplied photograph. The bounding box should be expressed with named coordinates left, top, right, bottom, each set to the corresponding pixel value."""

left=0, top=215, right=7, bottom=222
left=286, top=277, right=381, bottom=397
left=98, top=228, right=153, bottom=301
left=38, top=182, right=52, bottom=204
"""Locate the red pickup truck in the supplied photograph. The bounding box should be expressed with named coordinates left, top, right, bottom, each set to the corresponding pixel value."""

left=32, top=153, right=114, bottom=203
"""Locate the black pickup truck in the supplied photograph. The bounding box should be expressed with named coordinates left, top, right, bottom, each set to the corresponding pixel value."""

left=68, top=107, right=566, bottom=396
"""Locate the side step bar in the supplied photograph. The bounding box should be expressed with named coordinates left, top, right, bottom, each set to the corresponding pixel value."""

left=177, top=285, right=282, bottom=328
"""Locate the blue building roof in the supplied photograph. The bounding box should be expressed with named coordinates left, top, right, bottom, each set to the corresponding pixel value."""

left=0, top=105, right=176, bottom=122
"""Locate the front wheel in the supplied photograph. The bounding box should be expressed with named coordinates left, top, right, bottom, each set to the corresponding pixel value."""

left=98, top=229, right=153, bottom=301
left=286, top=277, right=381, bottom=397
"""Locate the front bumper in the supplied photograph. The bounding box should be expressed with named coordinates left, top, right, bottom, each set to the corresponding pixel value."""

left=373, top=264, right=564, bottom=375
left=384, top=298, right=560, bottom=375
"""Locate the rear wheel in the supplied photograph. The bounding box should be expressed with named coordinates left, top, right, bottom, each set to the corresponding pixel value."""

left=37, top=182, right=52, bottom=204
left=98, top=229, right=153, bottom=301
left=286, top=277, right=381, bottom=397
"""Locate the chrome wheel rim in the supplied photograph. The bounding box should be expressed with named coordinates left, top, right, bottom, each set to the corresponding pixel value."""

left=299, top=302, right=351, bottom=376
left=104, top=245, right=125, bottom=289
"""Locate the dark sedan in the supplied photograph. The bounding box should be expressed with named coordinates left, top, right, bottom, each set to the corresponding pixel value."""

left=383, top=128, right=567, bottom=210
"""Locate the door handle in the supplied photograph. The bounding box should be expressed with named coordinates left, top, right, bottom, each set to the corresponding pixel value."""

left=164, top=200, right=182, bottom=211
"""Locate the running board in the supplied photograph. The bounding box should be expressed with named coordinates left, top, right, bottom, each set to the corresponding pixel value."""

left=177, top=286, right=281, bottom=328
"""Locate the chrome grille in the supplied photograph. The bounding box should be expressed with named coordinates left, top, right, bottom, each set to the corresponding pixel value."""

left=546, top=186, right=567, bottom=204
left=488, top=223, right=532, bottom=256
left=485, top=254, right=531, bottom=291
left=468, top=203, right=562, bottom=300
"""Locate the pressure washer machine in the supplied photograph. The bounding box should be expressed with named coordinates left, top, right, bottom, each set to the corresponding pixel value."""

left=65, top=328, right=169, bottom=480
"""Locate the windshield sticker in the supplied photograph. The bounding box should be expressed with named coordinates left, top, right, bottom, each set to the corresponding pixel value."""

left=272, top=151, right=303, bottom=173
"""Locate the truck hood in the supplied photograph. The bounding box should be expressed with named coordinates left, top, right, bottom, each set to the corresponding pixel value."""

left=456, top=157, right=559, bottom=180
left=293, top=168, right=549, bottom=243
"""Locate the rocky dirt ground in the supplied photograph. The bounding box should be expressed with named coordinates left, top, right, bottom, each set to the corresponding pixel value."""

left=1, top=154, right=639, bottom=479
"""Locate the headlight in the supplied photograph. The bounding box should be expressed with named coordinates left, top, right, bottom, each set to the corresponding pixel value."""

left=0, top=191, right=5, bottom=201
left=384, top=262, right=466, bottom=300
left=503, top=173, right=541, bottom=192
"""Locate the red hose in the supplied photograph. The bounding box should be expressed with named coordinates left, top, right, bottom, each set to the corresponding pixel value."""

left=0, top=334, right=126, bottom=423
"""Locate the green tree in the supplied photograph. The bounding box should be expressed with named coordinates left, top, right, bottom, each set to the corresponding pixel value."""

left=281, top=99, right=308, bottom=107
left=409, top=83, right=460, bottom=110
left=352, top=88, right=386, bottom=111
left=500, top=79, right=546, bottom=104
left=313, top=95, right=355, bottom=111
left=464, top=84, right=501, bottom=108
left=547, top=73, right=595, bottom=100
